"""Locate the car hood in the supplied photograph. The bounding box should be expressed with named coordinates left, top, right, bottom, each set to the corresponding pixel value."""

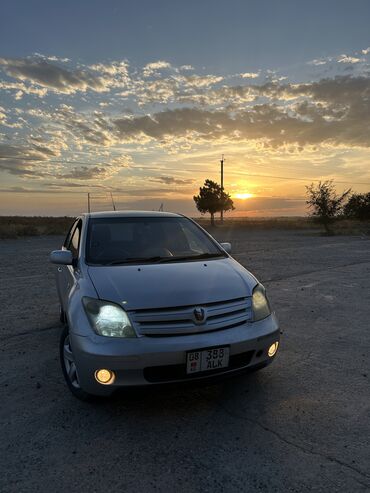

left=87, top=258, right=257, bottom=310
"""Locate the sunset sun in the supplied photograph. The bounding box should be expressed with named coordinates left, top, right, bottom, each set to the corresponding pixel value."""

left=234, top=192, right=254, bottom=200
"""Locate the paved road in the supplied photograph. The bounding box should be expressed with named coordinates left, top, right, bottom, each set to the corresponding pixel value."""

left=0, top=230, right=369, bottom=492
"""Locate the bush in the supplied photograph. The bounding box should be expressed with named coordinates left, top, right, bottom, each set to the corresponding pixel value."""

left=306, top=181, right=351, bottom=234
left=344, top=193, right=370, bottom=220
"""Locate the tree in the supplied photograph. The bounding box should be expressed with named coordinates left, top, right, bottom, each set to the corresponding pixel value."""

left=343, top=193, right=370, bottom=220
left=306, top=181, right=351, bottom=234
left=193, top=179, right=235, bottom=226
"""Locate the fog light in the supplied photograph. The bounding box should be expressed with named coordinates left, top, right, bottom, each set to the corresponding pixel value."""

left=268, top=342, right=279, bottom=357
left=95, top=368, right=115, bottom=385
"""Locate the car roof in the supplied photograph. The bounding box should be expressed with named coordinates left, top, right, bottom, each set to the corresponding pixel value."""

left=83, top=210, right=183, bottom=219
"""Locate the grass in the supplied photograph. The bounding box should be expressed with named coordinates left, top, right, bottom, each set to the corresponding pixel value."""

left=197, top=216, right=318, bottom=230
left=0, top=215, right=369, bottom=239
left=0, top=216, right=74, bottom=239
left=198, top=216, right=370, bottom=235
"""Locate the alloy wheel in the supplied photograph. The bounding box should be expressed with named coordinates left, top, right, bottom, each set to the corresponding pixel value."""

left=63, top=335, right=80, bottom=389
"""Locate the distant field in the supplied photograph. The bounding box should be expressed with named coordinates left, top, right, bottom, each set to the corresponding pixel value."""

left=200, top=216, right=370, bottom=235
left=198, top=216, right=318, bottom=230
left=0, top=216, right=73, bottom=239
left=0, top=215, right=369, bottom=239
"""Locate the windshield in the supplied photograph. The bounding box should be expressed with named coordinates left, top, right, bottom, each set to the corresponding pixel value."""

left=85, top=216, right=225, bottom=265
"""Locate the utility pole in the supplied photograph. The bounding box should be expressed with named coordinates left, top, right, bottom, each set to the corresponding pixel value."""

left=220, top=154, right=225, bottom=222
left=87, top=192, right=91, bottom=213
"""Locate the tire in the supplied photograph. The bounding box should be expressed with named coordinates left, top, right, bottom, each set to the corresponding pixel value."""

left=59, top=325, right=94, bottom=401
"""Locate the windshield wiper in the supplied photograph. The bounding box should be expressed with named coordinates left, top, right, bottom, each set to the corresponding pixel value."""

left=105, top=256, right=165, bottom=265
left=104, top=253, right=225, bottom=265
left=158, top=252, right=226, bottom=263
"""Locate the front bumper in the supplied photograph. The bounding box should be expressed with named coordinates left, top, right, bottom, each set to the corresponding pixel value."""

left=70, top=313, right=280, bottom=396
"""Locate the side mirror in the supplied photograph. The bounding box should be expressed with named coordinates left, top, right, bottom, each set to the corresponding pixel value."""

left=220, top=242, right=231, bottom=254
left=50, top=249, right=73, bottom=265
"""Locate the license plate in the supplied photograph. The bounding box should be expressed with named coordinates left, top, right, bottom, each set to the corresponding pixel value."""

left=186, top=346, right=230, bottom=374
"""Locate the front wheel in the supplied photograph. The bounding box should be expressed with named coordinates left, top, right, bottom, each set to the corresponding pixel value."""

left=59, top=325, right=94, bottom=401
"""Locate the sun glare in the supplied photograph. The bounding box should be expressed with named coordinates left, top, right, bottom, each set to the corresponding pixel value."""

left=234, top=192, right=254, bottom=200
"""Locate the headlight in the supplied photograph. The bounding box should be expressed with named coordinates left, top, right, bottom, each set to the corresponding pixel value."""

left=82, top=297, right=136, bottom=338
left=252, top=284, right=271, bottom=321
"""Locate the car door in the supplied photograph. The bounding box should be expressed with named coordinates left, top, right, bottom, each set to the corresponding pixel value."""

left=58, top=219, right=82, bottom=311
left=55, top=219, right=77, bottom=304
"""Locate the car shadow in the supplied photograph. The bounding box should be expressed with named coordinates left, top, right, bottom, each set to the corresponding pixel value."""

left=85, top=368, right=276, bottom=422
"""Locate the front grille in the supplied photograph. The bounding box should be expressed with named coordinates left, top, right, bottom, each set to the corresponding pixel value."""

left=144, top=350, right=255, bottom=383
left=129, top=297, right=252, bottom=336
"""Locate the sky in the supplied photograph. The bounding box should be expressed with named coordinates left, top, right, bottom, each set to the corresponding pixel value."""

left=1, top=0, right=370, bottom=217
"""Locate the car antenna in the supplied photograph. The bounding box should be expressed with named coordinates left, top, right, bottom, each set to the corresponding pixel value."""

left=110, top=192, right=116, bottom=211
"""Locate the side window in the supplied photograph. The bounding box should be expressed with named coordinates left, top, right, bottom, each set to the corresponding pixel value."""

left=68, top=220, right=82, bottom=259
left=63, top=220, right=78, bottom=248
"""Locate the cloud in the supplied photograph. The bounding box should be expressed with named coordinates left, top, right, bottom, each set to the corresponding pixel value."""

left=124, top=73, right=224, bottom=105
left=0, top=143, right=58, bottom=176
left=33, top=53, right=70, bottom=63
left=135, top=78, right=179, bottom=104
left=0, top=57, right=112, bottom=94
left=113, top=75, right=370, bottom=149
left=239, top=72, right=259, bottom=79
left=179, top=84, right=256, bottom=106
left=290, top=75, right=370, bottom=106
left=0, top=106, right=24, bottom=128
left=337, top=54, right=362, bottom=64
left=0, top=137, right=132, bottom=181
left=308, top=58, right=329, bottom=66
left=181, top=74, right=223, bottom=88
left=252, top=75, right=370, bottom=109
left=149, top=176, right=194, bottom=185
left=0, top=107, right=6, bottom=123
left=58, top=152, right=132, bottom=181
left=0, top=56, right=220, bottom=105
left=0, top=80, right=48, bottom=98
left=308, top=51, right=367, bottom=68
left=179, top=65, right=194, bottom=71
left=362, top=47, right=370, bottom=55
left=88, top=61, right=130, bottom=88
left=61, top=165, right=109, bottom=180
left=42, top=181, right=107, bottom=189
left=2, top=53, right=370, bottom=196
left=143, top=60, right=172, bottom=77
left=27, top=104, right=117, bottom=147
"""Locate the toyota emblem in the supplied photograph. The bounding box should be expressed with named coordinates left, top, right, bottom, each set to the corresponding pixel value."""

left=193, top=307, right=206, bottom=323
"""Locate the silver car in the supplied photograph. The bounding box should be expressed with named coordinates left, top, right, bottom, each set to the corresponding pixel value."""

left=50, top=211, right=280, bottom=400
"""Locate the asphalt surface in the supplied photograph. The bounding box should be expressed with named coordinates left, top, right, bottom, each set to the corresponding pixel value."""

left=0, top=229, right=369, bottom=492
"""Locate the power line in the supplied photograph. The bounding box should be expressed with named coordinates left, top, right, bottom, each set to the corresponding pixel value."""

left=183, top=166, right=370, bottom=187
left=225, top=170, right=370, bottom=187
left=1, top=154, right=370, bottom=187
